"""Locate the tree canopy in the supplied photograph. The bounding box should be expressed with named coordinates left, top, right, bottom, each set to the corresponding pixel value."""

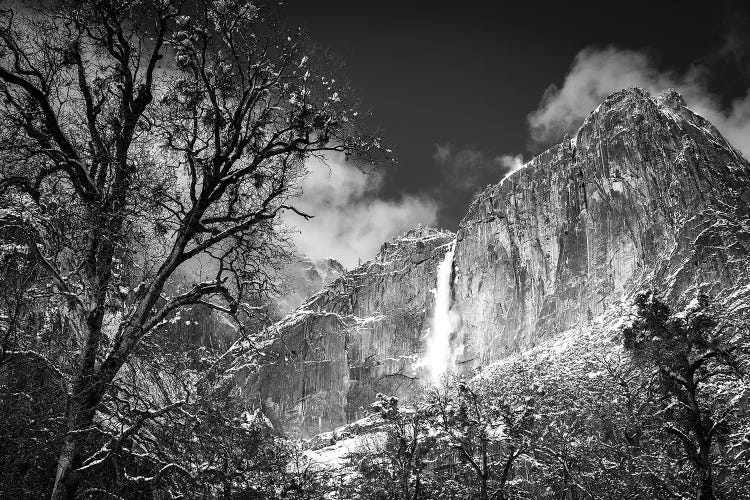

left=0, top=0, right=383, bottom=497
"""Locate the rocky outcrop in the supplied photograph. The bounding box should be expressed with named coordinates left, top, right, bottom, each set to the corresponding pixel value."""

left=453, top=88, right=750, bottom=367
left=235, top=227, right=454, bottom=435
left=274, top=257, right=347, bottom=316
left=240, top=88, right=750, bottom=434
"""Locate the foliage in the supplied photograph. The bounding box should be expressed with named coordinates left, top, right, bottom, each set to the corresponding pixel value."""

left=343, top=292, right=750, bottom=500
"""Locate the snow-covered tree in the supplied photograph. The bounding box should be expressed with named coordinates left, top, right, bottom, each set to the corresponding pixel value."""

left=622, top=291, right=749, bottom=500
left=0, top=0, right=382, bottom=497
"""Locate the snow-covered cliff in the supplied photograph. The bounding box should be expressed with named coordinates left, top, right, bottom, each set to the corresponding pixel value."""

left=237, top=88, right=750, bottom=436
left=274, top=257, right=347, bottom=316
left=235, top=227, right=454, bottom=434
left=453, top=88, right=750, bottom=367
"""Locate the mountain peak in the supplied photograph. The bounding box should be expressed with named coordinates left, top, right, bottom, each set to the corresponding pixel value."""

left=370, top=226, right=454, bottom=266
left=243, top=87, right=750, bottom=440
left=656, top=87, right=687, bottom=108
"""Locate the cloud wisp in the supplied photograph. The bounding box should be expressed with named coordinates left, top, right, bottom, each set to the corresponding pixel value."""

left=432, top=143, right=524, bottom=189
left=284, top=153, right=438, bottom=269
left=527, top=46, right=750, bottom=159
left=432, top=142, right=524, bottom=189
left=498, top=153, right=525, bottom=178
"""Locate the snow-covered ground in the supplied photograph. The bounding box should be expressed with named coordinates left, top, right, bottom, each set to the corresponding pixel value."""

left=304, top=431, right=386, bottom=470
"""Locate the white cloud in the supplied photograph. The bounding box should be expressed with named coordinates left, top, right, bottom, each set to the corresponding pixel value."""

left=498, top=154, right=525, bottom=179
left=283, top=153, right=438, bottom=269
left=528, top=46, right=750, bottom=159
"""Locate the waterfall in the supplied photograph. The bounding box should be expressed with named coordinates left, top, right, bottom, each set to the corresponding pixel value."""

left=424, top=241, right=458, bottom=385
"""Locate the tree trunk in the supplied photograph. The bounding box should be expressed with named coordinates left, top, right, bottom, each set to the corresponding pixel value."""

left=480, top=474, right=488, bottom=500
left=480, top=439, right=489, bottom=500
left=50, top=434, right=80, bottom=500
left=401, top=467, right=410, bottom=500
left=50, top=394, right=99, bottom=500
left=50, top=331, right=105, bottom=499
left=412, top=467, right=420, bottom=500
left=688, top=380, right=715, bottom=500
left=696, top=464, right=714, bottom=500
left=222, top=457, right=232, bottom=499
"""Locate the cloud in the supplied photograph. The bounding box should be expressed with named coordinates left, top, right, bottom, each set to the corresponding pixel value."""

left=284, top=153, right=438, bottom=269
left=527, top=46, right=750, bottom=159
left=498, top=154, right=525, bottom=178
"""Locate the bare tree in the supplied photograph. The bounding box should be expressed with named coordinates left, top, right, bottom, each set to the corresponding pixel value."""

left=426, top=379, right=537, bottom=500
left=0, top=0, right=382, bottom=497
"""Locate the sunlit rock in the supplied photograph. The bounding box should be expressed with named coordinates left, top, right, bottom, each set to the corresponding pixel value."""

left=237, top=88, right=750, bottom=436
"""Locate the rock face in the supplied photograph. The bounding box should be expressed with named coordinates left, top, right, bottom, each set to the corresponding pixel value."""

left=237, top=227, right=454, bottom=435
left=453, top=88, right=750, bottom=367
left=274, top=257, right=347, bottom=316
left=240, top=88, right=750, bottom=434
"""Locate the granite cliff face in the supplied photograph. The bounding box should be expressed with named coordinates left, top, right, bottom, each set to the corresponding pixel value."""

left=239, top=88, right=750, bottom=435
left=453, top=88, right=750, bottom=367
left=274, top=257, right=346, bottom=316
left=236, top=227, right=454, bottom=434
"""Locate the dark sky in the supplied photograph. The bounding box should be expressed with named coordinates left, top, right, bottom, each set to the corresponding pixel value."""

left=283, top=0, right=750, bottom=230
